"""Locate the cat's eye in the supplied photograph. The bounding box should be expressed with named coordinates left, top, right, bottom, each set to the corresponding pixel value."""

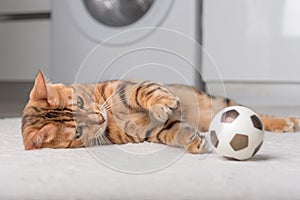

left=77, top=96, right=84, bottom=109
left=75, top=126, right=83, bottom=139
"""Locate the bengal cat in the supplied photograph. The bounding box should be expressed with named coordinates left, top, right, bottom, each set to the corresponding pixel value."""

left=21, top=71, right=300, bottom=153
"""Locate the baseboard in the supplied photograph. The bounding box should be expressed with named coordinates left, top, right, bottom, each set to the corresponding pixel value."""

left=0, top=82, right=33, bottom=102
left=205, top=82, right=300, bottom=107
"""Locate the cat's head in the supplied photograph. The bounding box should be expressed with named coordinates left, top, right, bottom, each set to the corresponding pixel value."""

left=22, top=71, right=107, bottom=150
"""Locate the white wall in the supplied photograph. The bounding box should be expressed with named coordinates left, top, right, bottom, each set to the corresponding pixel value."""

left=202, top=0, right=300, bottom=106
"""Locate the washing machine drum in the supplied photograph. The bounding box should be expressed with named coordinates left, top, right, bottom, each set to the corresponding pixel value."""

left=83, top=0, right=154, bottom=27
left=68, top=0, right=172, bottom=45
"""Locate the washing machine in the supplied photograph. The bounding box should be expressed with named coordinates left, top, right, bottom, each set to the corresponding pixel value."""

left=52, top=0, right=203, bottom=87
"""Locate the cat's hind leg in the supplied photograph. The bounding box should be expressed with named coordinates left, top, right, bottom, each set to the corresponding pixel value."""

left=260, top=115, right=300, bottom=132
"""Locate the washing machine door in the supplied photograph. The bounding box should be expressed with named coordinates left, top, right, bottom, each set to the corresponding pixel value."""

left=67, top=0, right=173, bottom=45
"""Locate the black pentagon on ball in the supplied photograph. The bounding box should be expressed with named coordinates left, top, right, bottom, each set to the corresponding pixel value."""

left=221, top=109, right=240, bottom=123
left=210, top=130, right=219, bottom=148
left=252, top=141, right=263, bottom=156
left=251, top=115, right=263, bottom=130
left=230, top=133, right=249, bottom=151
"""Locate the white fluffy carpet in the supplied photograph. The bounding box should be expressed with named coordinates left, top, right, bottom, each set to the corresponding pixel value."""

left=1, top=117, right=300, bottom=200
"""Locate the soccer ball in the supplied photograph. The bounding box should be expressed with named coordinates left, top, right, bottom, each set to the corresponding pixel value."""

left=208, top=106, right=264, bottom=160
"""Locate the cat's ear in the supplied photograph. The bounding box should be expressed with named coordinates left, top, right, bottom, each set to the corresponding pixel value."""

left=30, top=70, right=47, bottom=101
left=24, top=124, right=55, bottom=150
left=46, top=85, right=60, bottom=107
left=30, top=71, right=60, bottom=106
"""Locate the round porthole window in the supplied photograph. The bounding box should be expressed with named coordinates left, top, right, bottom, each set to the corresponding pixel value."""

left=67, top=0, right=172, bottom=44
left=83, top=0, right=155, bottom=27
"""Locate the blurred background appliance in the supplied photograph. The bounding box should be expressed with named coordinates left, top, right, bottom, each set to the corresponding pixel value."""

left=51, top=0, right=203, bottom=86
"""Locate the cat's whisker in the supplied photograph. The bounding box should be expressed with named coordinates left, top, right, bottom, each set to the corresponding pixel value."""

left=103, top=134, right=113, bottom=145
left=104, top=94, right=129, bottom=106
left=100, top=96, right=129, bottom=112
left=93, top=127, right=113, bottom=146
left=94, top=132, right=102, bottom=146
left=96, top=83, right=133, bottom=112
left=103, top=83, right=133, bottom=102
left=95, top=136, right=101, bottom=146
left=100, top=85, right=124, bottom=103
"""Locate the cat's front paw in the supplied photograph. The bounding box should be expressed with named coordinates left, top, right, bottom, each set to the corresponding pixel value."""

left=187, top=133, right=208, bottom=154
left=149, top=96, right=180, bottom=122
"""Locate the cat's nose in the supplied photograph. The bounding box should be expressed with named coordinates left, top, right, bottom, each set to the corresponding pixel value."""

left=98, top=114, right=105, bottom=124
left=87, top=112, right=105, bottom=125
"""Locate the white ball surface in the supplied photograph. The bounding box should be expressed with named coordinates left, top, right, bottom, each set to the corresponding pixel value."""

left=208, top=106, right=264, bottom=160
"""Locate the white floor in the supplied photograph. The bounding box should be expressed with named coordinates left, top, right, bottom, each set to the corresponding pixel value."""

left=0, top=106, right=300, bottom=199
